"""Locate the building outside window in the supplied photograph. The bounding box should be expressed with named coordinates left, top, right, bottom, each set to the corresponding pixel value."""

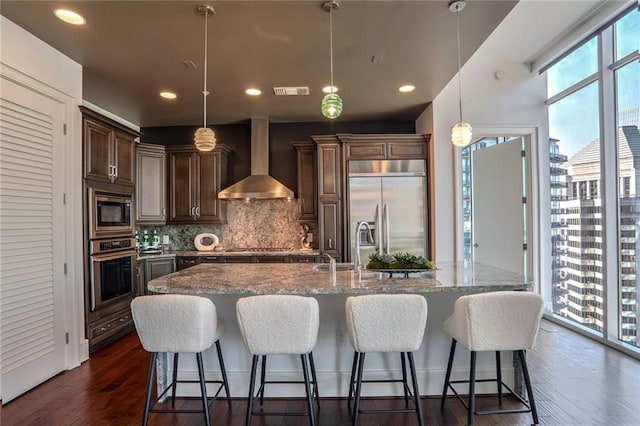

left=546, top=6, right=639, bottom=350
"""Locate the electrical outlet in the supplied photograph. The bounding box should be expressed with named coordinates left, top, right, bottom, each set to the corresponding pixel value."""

left=162, top=235, right=170, bottom=244
left=337, top=329, right=346, bottom=346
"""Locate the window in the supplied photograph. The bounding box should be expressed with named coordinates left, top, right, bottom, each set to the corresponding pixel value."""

left=589, top=179, right=599, bottom=199
left=547, top=6, right=639, bottom=352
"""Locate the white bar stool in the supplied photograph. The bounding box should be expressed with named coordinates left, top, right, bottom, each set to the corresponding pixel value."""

left=236, top=295, right=320, bottom=426
left=131, top=294, right=231, bottom=426
left=345, top=294, right=428, bottom=426
left=441, top=291, right=544, bottom=426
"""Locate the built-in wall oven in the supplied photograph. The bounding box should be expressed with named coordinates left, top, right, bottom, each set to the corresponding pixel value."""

left=89, top=237, right=136, bottom=311
left=88, top=188, right=133, bottom=239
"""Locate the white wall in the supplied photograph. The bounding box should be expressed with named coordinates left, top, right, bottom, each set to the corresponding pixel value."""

left=415, top=0, right=621, bottom=302
left=0, top=16, right=87, bottom=379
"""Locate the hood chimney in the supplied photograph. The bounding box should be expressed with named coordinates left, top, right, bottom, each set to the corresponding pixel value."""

left=218, top=117, right=295, bottom=200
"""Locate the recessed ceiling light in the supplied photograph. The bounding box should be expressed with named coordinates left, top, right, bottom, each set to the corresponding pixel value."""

left=54, top=9, right=86, bottom=25
left=398, top=85, right=415, bottom=93
left=160, top=91, right=177, bottom=100
left=322, top=86, right=339, bottom=94
left=245, top=88, right=261, bottom=96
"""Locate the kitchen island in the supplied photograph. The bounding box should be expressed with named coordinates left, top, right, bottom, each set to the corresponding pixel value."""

left=147, top=261, right=532, bottom=398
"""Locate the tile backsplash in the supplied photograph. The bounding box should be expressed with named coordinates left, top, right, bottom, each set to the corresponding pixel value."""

left=138, top=199, right=314, bottom=250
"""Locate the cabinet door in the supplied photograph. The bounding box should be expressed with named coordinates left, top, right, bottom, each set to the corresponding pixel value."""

left=346, top=142, right=387, bottom=160
left=318, top=144, right=341, bottom=198
left=320, top=200, right=341, bottom=259
left=177, top=256, right=201, bottom=270
left=168, top=151, right=197, bottom=223
left=293, top=143, right=317, bottom=221
left=113, top=131, right=135, bottom=187
left=255, top=256, right=288, bottom=263
left=196, top=151, right=222, bottom=222
left=222, top=256, right=257, bottom=263
left=290, top=255, right=320, bottom=263
left=136, top=260, right=145, bottom=296
left=145, top=258, right=176, bottom=290
left=84, top=119, right=112, bottom=183
left=136, top=144, right=166, bottom=224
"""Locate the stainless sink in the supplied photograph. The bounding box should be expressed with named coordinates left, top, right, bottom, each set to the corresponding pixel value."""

left=312, top=263, right=355, bottom=272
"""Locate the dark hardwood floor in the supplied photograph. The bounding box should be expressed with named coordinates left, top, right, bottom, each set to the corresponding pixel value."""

left=2, top=319, right=639, bottom=425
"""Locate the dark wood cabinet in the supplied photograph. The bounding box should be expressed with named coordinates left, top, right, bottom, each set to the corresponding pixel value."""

left=177, top=256, right=202, bottom=270
left=311, top=135, right=343, bottom=261
left=136, top=143, right=166, bottom=224
left=177, top=253, right=320, bottom=267
left=292, top=142, right=318, bottom=222
left=341, top=134, right=429, bottom=161
left=145, top=257, right=175, bottom=284
left=81, top=107, right=138, bottom=187
left=166, top=145, right=230, bottom=224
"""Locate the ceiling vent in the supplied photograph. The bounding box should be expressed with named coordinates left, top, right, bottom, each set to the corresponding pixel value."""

left=273, top=86, right=309, bottom=96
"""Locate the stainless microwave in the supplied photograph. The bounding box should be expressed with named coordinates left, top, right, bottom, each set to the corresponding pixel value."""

left=88, top=188, right=133, bottom=239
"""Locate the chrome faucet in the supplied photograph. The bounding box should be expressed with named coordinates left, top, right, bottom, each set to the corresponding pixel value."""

left=354, top=221, right=374, bottom=274
left=322, top=252, right=337, bottom=283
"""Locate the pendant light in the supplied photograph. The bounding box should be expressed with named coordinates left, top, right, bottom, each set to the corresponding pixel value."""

left=449, top=1, right=472, bottom=148
left=321, top=1, right=342, bottom=119
left=194, top=4, right=217, bottom=152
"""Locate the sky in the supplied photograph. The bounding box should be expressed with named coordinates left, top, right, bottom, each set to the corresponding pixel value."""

left=547, top=9, right=639, bottom=158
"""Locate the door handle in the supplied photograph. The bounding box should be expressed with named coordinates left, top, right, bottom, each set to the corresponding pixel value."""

left=383, top=204, right=389, bottom=254
left=374, top=204, right=380, bottom=253
left=195, top=206, right=200, bottom=218
left=473, top=243, right=479, bottom=248
left=328, top=238, right=333, bottom=249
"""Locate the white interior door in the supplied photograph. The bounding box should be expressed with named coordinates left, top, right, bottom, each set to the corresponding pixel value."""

left=0, top=76, right=67, bottom=403
left=472, top=139, right=525, bottom=274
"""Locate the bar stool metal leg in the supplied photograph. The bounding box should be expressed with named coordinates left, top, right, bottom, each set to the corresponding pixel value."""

left=468, top=351, right=477, bottom=426
left=495, top=351, right=503, bottom=406
left=259, top=355, right=267, bottom=406
left=196, top=352, right=211, bottom=426
left=308, top=351, right=321, bottom=409
left=441, top=338, right=457, bottom=410
left=301, top=354, right=317, bottom=426
left=347, top=351, right=358, bottom=408
left=215, top=340, right=232, bottom=407
left=143, top=352, right=158, bottom=426
left=407, top=352, right=424, bottom=426
left=353, top=352, right=366, bottom=426
left=519, top=350, right=539, bottom=425
left=246, top=355, right=259, bottom=426
left=171, top=353, right=179, bottom=407
left=401, top=352, right=409, bottom=406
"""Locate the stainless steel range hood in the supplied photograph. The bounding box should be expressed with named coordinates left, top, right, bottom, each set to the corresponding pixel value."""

left=218, top=117, right=295, bottom=200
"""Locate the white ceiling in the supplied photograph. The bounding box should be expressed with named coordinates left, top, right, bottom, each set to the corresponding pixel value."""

left=1, top=0, right=518, bottom=127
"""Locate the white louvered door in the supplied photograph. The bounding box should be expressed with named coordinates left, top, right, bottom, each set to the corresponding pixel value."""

left=0, top=76, right=67, bottom=403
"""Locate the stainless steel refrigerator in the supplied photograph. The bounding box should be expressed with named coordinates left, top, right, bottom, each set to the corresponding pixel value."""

left=348, top=159, right=428, bottom=263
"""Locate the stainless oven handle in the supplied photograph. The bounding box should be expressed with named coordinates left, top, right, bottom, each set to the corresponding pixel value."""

left=93, top=250, right=137, bottom=262
left=90, top=260, right=96, bottom=311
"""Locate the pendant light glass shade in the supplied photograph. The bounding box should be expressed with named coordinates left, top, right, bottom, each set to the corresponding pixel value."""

left=449, top=0, right=471, bottom=148
left=321, top=93, right=343, bottom=119
left=451, top=122, right=472, bottom=147
left=195, top=5, right=217, bottom=152
left=321, top=1, right=342, bottom=119
left=194, top=127, right=217, bottom=151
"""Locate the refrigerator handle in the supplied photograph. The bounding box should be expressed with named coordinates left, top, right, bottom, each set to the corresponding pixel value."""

left=374, top=203, right=380, bottom=253
left=383, top=203, right=390, bottom=254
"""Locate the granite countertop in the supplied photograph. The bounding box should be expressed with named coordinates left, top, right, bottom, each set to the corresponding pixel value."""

left=147, top=261, right=533, bottom=295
